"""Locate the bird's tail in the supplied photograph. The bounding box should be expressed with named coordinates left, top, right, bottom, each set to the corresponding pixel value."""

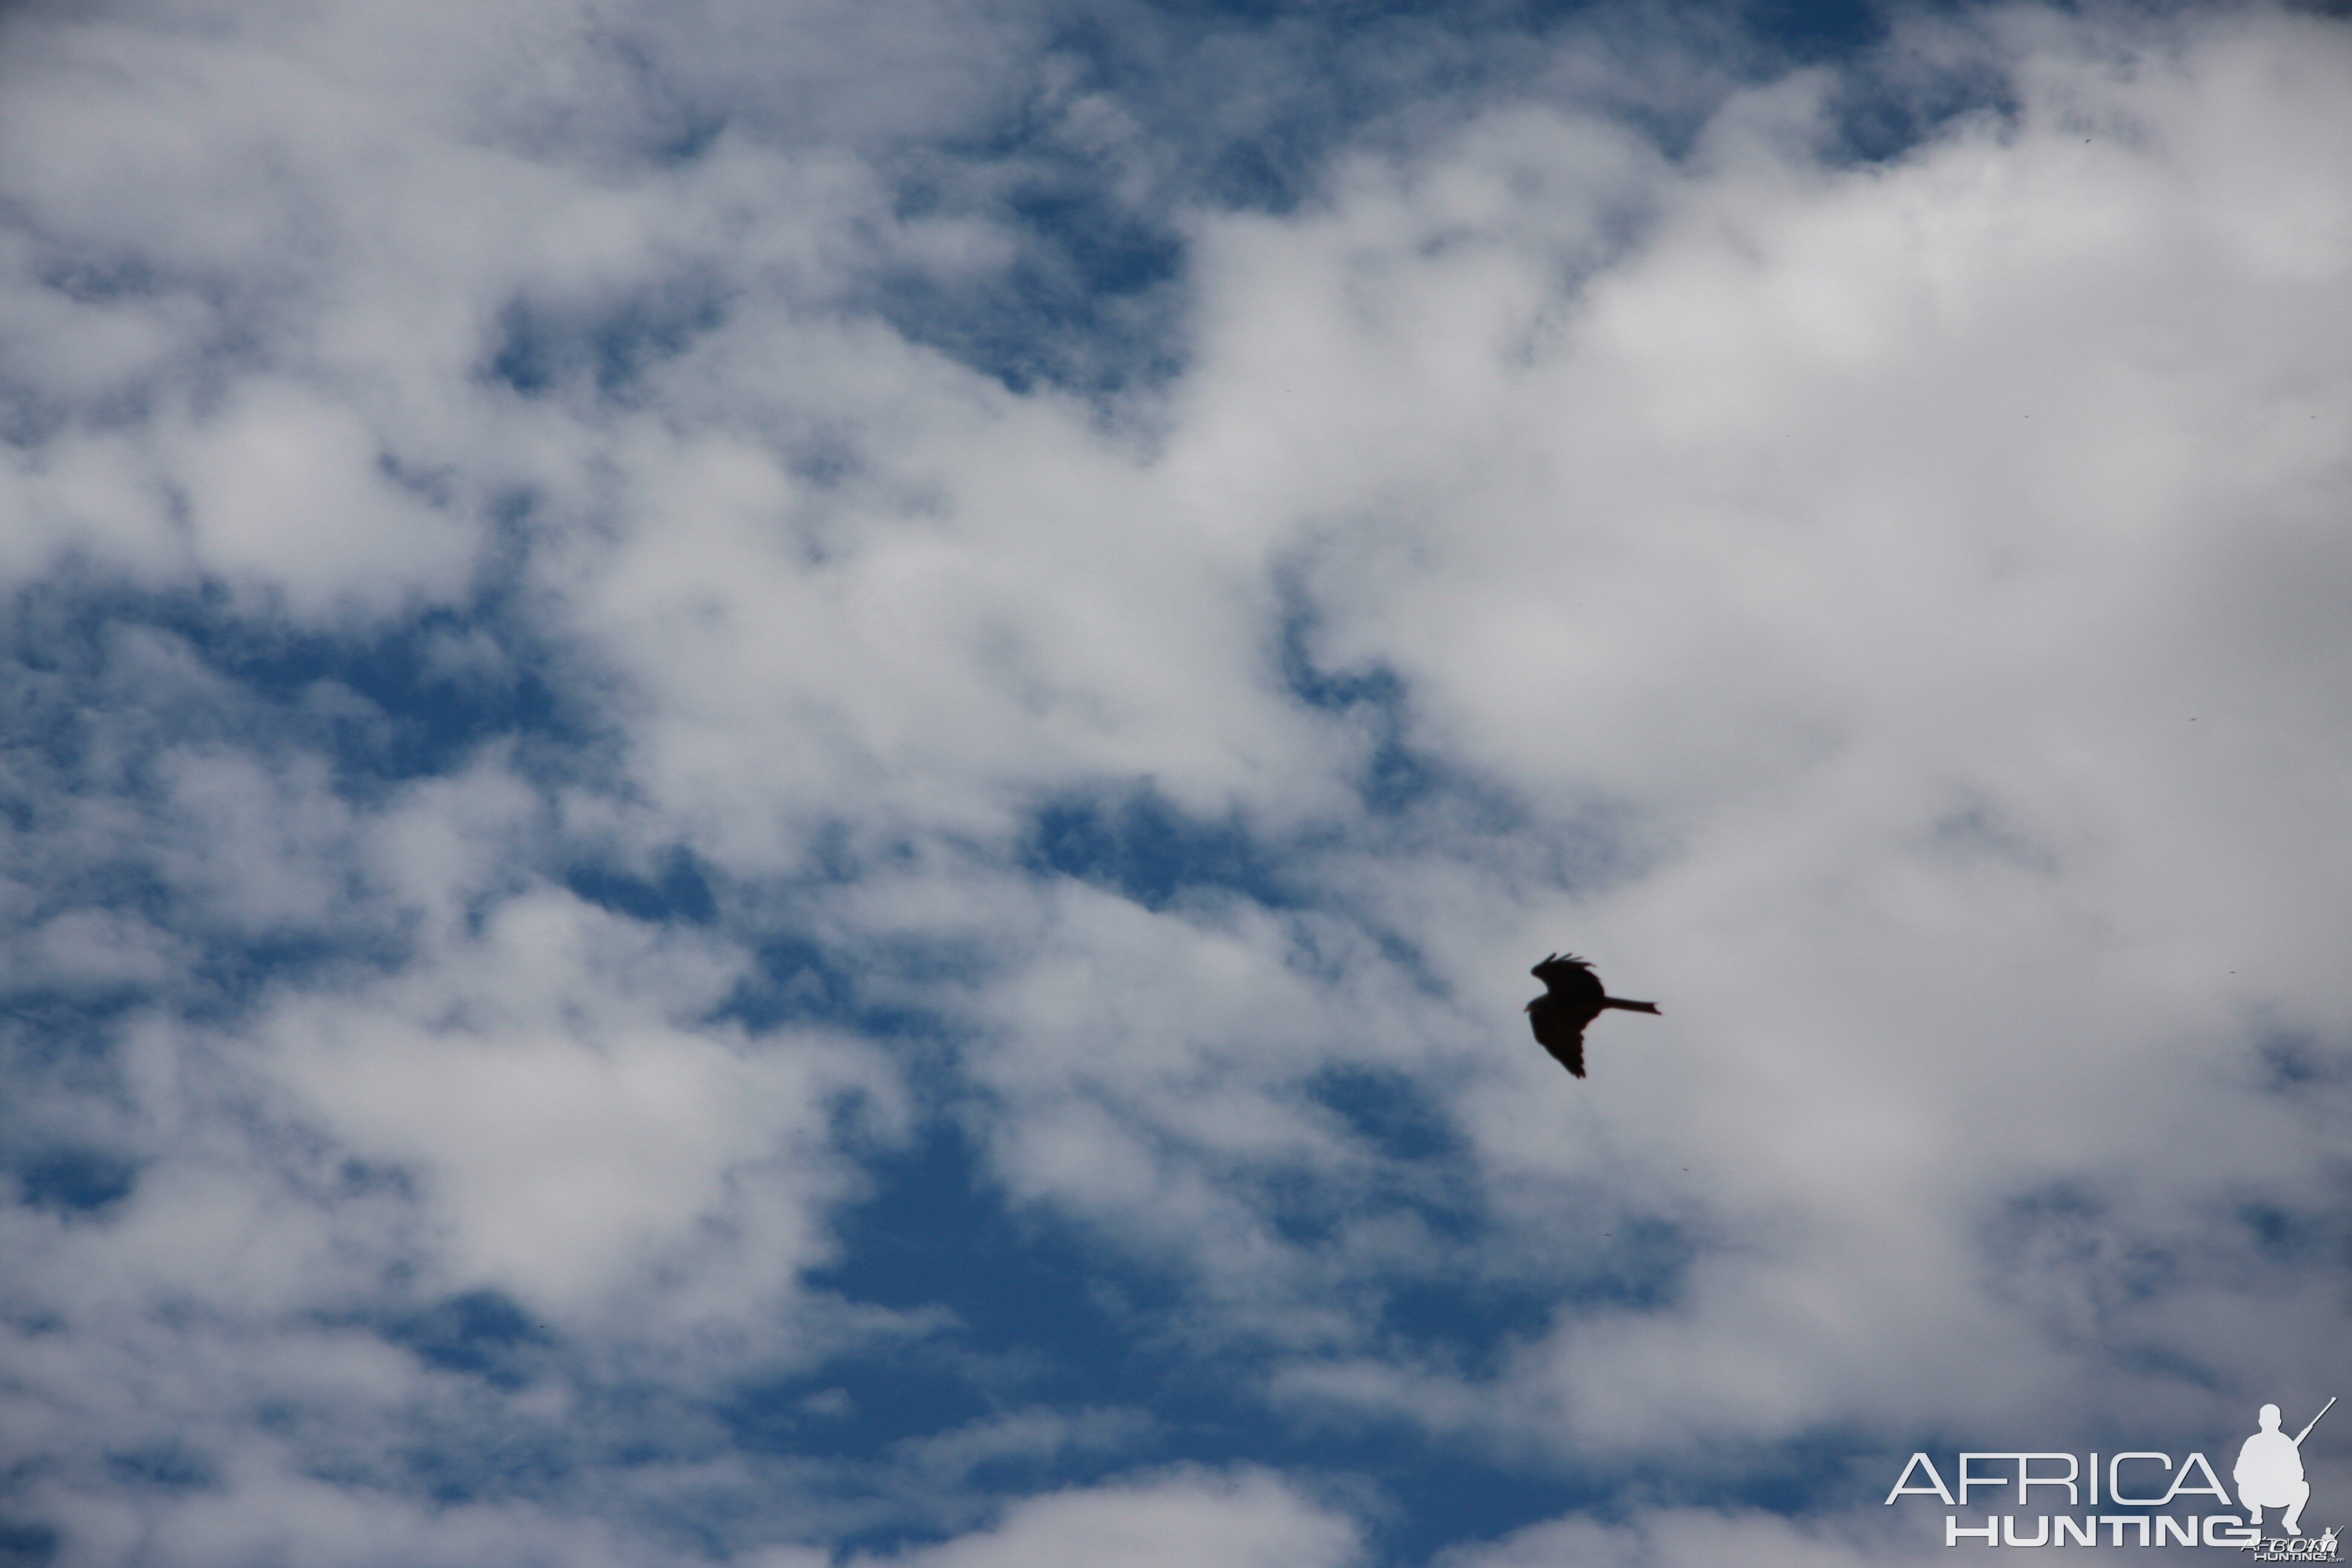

left=1601, top=998, right=1661, bottom=1014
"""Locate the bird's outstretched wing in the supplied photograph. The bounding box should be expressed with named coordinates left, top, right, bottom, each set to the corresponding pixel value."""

left=1526, top=996, right=1588, bottom=1078
left=1530, top=952, right=1605, bottom=1010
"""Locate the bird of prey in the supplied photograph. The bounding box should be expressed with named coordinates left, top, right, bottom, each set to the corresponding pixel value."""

left=1526, top=953, right=1659, bottom=1079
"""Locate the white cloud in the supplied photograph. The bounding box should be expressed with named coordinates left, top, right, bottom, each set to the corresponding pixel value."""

left=164, top=381, right=481, bottom=621
left=260, top=895, right=866, bottom=1316
left=1437, top=1505, right=1942, bottom=1568
left=31, top=1452, right=679, bottom=1568
left=849, top=1471, right=1361, bottom=1568
left=893, top=1406, right=1152, bottom=1487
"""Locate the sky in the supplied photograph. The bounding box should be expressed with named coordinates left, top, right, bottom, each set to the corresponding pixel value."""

left=1, top=0, right=2348, bottom=1563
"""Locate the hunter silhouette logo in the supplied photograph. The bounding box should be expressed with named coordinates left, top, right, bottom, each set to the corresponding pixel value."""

left=2236, top=1399, right=2337, bottom=1562
left=2238, top=1399, right=2330, bottom=1537
left=1884, top=1396, right=2337, bottom=1553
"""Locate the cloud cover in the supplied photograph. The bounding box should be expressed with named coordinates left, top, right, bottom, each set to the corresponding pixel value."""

left=2, top=0, right=2348, bottom=1562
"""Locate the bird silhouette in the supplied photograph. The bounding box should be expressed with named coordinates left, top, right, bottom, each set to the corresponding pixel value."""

left=1526, top=953, right=1659, bottom=1079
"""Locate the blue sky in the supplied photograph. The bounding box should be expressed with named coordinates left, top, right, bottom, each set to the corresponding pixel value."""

left=2, top=0, right=2349, bottom=1563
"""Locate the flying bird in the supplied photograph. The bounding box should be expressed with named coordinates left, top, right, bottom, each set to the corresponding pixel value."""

left=1526, top=953, right=1659, bottom=1079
